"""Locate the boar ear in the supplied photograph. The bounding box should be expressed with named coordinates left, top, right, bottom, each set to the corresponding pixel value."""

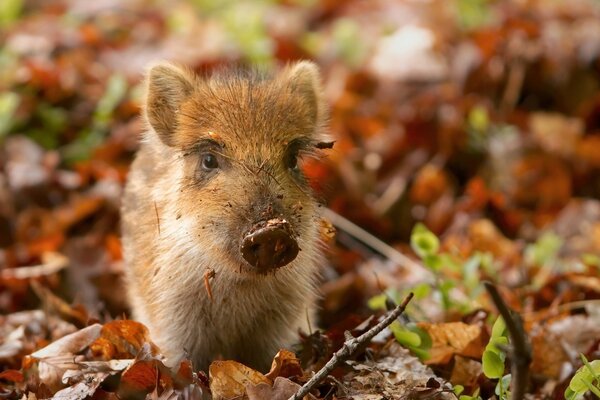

left=284, top=61, right=326, bottom=128
left=145, top=63, right=196, bottom=146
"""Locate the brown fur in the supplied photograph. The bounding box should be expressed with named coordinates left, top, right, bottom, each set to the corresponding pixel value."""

left=121, top=61, right=328, bottom=372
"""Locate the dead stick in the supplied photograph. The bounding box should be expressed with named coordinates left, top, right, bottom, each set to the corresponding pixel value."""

left=484, top=282, right=531, bottom=400
left=290, top=292, right=414, bottom=400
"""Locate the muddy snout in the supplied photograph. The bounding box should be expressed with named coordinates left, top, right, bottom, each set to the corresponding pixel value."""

left=241, top=218, right=300, bottom=271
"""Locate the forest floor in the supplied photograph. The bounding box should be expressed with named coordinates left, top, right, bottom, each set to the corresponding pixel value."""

left=1, top=0, right=600, bottom=399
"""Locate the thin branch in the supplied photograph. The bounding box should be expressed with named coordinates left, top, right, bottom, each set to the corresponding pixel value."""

left=321, top=207, right=429, bottom=276
left=484, top=282, right=531, bottom=400
left=290, top=292, right=414, bottom=400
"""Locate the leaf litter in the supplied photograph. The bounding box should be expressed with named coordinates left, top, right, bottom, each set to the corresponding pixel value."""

left=1, top=0, right=600, bottom=399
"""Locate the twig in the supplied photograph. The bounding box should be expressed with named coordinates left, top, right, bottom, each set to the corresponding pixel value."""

left=0, top=252, right=68, bottom=280
left=484, top=282, right=531, bottom=400
left=321, top=207, right=429, bottom=276
left=290, top=292, right=414, bottom=400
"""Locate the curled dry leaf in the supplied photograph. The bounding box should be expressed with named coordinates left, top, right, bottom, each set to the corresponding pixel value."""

left=31, top=324, right=102, bottom=359
left=265, top=350, right=303, bottom=381
left=417, top=322, right=485, bottom=365
left=209, top=360, right=270, bottom=400
left=90, top=320, right=159, bottom=360
left=27, top=324, right=102, bottom=391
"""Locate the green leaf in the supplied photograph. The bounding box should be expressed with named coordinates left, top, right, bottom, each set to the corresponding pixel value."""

left=411, top=223, right=440, bottom=259
left=94, top=73, right=128, bottom=127
left=0, top=0, right=22, bottom=28
left=331, top=18, right=367, bottom=68
left=525, top=231, right=563, bottom=267
left=390, top=321, right=421, bottom=348
left=491, top=316, right=507, bottom=339
left=583, top=253, right=600, bottom=268
left=468, top=106, right=489, bottom=132
left=412, top=283, right=431, bottom=299
left=453, top=385, right=465, bottom=396
left=495, top=374, right=511, bottom=399
left=454, top=0, right=492, bottom=30
left=367, top=294, right=388, bottom=311
left=567, top=358, right=600, bottom=399
left=482, top=350, right=505, bottom=379
left=0, top=91, right=19, bottom=138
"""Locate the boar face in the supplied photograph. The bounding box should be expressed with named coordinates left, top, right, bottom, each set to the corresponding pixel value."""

left=143, top=62, right=327, bottom=274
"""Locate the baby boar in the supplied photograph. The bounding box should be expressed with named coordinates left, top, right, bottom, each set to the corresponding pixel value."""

left=121, top=61, right=329, bottom=372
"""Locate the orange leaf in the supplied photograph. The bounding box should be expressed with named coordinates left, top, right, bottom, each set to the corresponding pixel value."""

left=0, top=370, right=24, bottom=383
left=418, top=322, right=485, bottom=365
left=90, top=321, right=158, bottom=360
left=209, top=360, right=270, bottom=400
left=265, top=350, right=303, bottom=381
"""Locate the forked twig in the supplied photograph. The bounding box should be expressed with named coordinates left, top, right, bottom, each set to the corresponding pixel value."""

left=290, top=292, right=414, bottom=400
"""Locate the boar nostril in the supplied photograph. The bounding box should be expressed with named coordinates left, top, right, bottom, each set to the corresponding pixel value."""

left=241, top=219, right=300, bottom=271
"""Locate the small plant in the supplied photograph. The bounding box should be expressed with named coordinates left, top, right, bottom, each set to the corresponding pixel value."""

left=481, top=316, right=512, bottom=400
left=565, top=355, right=600, bottom=399
left=482, top=316, right=508, bottom=379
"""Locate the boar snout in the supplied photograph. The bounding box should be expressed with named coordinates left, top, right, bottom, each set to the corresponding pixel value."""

left=240, top=218, right=300, bottom=272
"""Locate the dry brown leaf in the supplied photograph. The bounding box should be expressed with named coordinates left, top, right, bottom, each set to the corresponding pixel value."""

left=576, top=135, right=600, bottom=168
left=344, top=342, right=453, bottom=399
left=90, top=320, right=158, bottom=360
left=35, top=355, right=86, bottom=392
left=410, top=164, right=451, bottom=206
left=31, top=324, right=102, bottom=359
left=529, top=330, right=569, bottom=379
left=0, top=369, right=24, bottom=383
left=417, top=322, right=485, bottom=365
left=118, top=359, right=160, bottom=397
left=529, top=112, right=583, bottom=158
left=247, top=376, right=316, bottom=400
left=467, top=219, right=517, bottom=260
left=51, top=372, right=111, bottom=400
left=209, top=360, right=271, bottom=400
left=265, top=350, right=303, bottom=381
left=449, top=355, right=482, bottom=387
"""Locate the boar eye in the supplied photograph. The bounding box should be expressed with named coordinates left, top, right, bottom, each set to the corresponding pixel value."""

left=201, top=153, right=219, bottom=170
left=285, top=151, right=299, bottom=172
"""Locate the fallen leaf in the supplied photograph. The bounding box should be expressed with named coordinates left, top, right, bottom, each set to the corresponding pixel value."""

left=449, top=355, right=482, bottom=387
left=247, top=376, right=316, bottom=400
left=31, top=324, right=102, bottom=359
left=265, top=350, right=303, bottom=381
left=529, top=330, right=569, bottom=379
left=417, top=322, right=485, bottom=364
left=52, top=372, right=111, bottom=400
left=209, top=360, right=270, bottom=400
left=90, top=320, right=158, bottom=360
left=529, top=112, right=583, bottom=158
left=0, top=369, right=24, bottom=383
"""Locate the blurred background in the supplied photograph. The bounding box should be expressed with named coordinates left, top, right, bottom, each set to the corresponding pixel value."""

left=1, top=0, right=600, bottom=357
